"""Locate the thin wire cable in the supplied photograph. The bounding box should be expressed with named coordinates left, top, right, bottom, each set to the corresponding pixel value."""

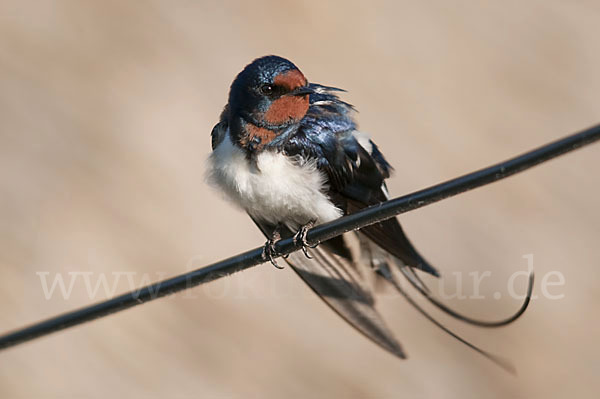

left=0, top=124, right=599, bottom=351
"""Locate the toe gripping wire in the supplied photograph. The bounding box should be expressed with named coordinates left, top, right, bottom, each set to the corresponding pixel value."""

left=377, top=265, right=534, bottom=374
left=262, top=237, right=285, bottom=269
left=293, top=220, right=318, bottom=259
left=263, top=221, right=318, bottom=268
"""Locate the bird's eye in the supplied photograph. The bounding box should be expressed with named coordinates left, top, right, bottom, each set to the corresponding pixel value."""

left=260, top=84, right=274, bottom=95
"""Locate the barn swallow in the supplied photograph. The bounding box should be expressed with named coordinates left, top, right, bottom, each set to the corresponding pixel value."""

left=207, top=55, right=530, bottom=365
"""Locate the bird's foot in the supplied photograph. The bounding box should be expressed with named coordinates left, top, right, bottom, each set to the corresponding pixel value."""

left=262, top=225, right=285, bottom=269
left=293, top=220, right=317, bottom=259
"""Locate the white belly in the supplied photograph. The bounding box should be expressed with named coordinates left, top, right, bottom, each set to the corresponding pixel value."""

left=206, top=132, right=342, bottom=230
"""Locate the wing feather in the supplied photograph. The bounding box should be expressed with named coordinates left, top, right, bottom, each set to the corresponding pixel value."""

left=251, top=217, right=406, bottom=358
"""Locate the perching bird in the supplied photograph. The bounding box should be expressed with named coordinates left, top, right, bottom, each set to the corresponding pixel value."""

left=207, top=55, right=530, bottom=365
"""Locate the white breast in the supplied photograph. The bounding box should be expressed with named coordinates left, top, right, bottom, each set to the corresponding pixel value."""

left=206, top=131, right=342, bottom=230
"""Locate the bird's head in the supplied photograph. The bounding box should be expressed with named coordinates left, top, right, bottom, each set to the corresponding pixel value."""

left=227, top=55, right=313, bottom=152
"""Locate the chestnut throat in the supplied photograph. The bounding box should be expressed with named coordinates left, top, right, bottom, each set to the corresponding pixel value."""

left=231, top=113, right=302, bottom=154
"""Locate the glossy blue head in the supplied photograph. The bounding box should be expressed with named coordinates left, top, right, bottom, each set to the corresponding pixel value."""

left=227, top=55, right=313, bottom=151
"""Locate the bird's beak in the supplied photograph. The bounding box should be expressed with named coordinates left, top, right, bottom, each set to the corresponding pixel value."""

left=289, top=86, right=314, bottom=96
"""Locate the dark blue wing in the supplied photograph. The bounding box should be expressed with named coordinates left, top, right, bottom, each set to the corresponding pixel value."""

left=284, top=85, right=439, bottom=277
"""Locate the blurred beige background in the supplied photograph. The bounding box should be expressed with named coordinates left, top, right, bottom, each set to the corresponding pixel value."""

left=1, top=0, right=599, bottom=397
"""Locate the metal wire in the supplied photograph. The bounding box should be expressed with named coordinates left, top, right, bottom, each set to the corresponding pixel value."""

left=0, top=124, right=599, bottom=351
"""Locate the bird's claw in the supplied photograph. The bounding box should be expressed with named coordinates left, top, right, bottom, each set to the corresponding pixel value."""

left=262, top=238, right=284, bottom=269
left=293, top=221, right=317, bottom=259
